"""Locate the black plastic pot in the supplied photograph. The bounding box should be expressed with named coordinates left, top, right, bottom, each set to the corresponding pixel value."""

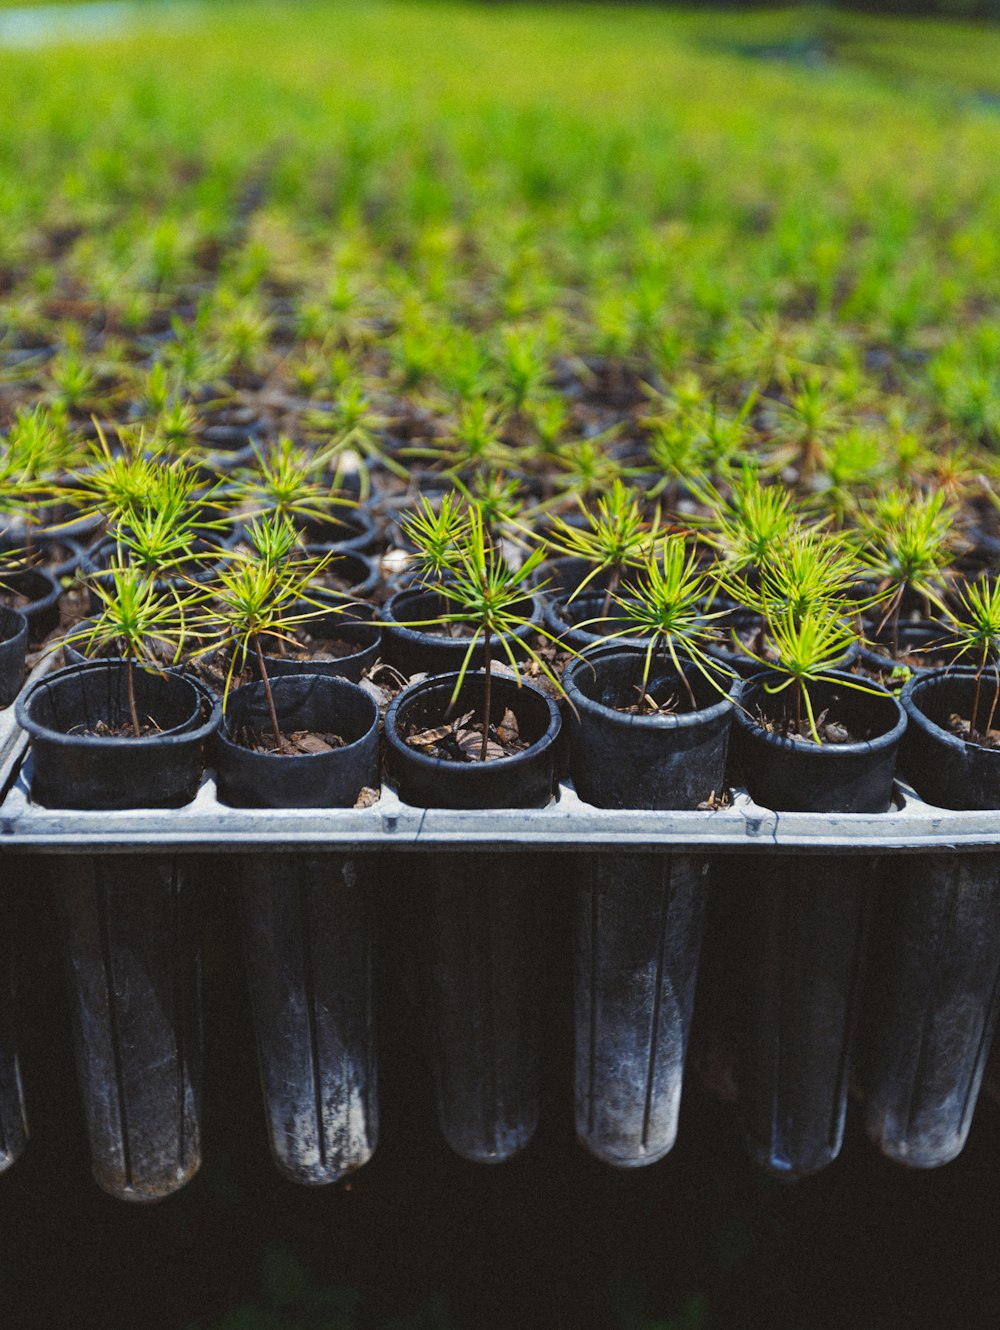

left=0, top=937, right=27, bottom=1174
left=238, top=857, right=377, bottom=1185
left=703, top=610, right=770, bottom=680
left=300, top=506, right=378, bottom=555
left=218, top=676, right=379, bottom=1183
left=724, top=672, right=905, bottom=1177
left=16, top=661, right=220, bottom=811
left=0, top=533, right=83, bottom=579
left=856, top=620, right=960, bottom=688
left=542, top=590, right=656, bottom=656
left=305, top=548, right=380, bottom=602
left=564, top=648, right=736, bottom=810
left=385, top=673, right=561, bottom=1162
left=384, top=671, right=561, bottom=811
left=193, top=421, right=259, bottom=478
left=214, top=673, right=379, bottom=809
left=0, top=607, right=28, bottom=708
left=258, top=603, right=381, bottom=685
left=900, top=666, right=1000, bottom=811
left=52, top=857, right=203, bottom=1201
left=17, top=665, right=217, bottom=1198
left=563, top=649, right=735, bottom=1166
left=862, top=852, right=1000, bottom=1168
left=381, top=587, right=542, bottom=682
left=733, top=671, right=906, bottom=815
left=531, top=556, right=612, bottom=600
left=1, top=567, right=61, bottom=643
left=858, top=668, right=1000, bottom=1168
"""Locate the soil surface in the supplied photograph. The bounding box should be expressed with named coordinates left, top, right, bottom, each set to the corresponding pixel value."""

left=404, top=706, right=527, bottom=762
left=755, top=707, right=862, bottom=745
left=71, top=718, right=166, bottom=739
left=947, top=712, right=1000, bottom=749
left=274, top=630, right=362, bottom=662
left=235, top=726, right=347, bottom=756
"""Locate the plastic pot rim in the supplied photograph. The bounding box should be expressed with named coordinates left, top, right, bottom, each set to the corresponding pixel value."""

left=0, top=606, right=28, bottom=647
left=381, top=587, right=542, bottom=652
left=563, top=644, right=739, bottom=732
left=542, top=594, right=659, bottom=652
left=734, top=669, right=907, bottom=758
left=16, top=659, right=221, bottom=750
left=216, top=672, right=380, bottom=761
left=5, top=564, right=60, bottom=604
left=902, top=665, right=1000, bottom=758
left=383, top=670, right=562, bottom=779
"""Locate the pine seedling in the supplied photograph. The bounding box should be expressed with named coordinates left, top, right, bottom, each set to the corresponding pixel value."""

left=400, top=491, right=471, bottom=590
left=456, top=470, right=524, bottom=545
left=546, top=433, right=630, bottom=510
left=409, top=396, right=513, bottom=476
left=403, top=505, right=563, bottom=762
left=942, top=579, right=1000, bottom=741
left=643, top=414, right=707, bottom=508
left=310, top=380, right=407, bottom=496
left=498, top=325, right=549, bottom=413
left=231, top=436, right=353, bottom=534
left=773, top=374, right=841, bottom=483
left=0, top=405, right=75, bottom=544
left=547, top=478, right=657, bottom=617
left=751, top=598, right=865, bottom=745
left=726, top=524, right=883, bottom=626
left=192, top=545, right=335, bottom=753
left=64, top=424, right=157, bottom=528
left=859, top=488, right=956, bottom=654
left=583, top=535, right=731, bottom=712
left=67, top=562, right=200, bottom=738
left=699, top=467, right=801, bottom=581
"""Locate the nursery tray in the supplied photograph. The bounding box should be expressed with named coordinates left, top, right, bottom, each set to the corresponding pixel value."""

left=0, top=754, right=999, bottom=855
left=1, top=651, right=999, bottom=854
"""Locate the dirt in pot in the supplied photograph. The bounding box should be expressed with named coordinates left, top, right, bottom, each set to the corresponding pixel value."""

left=233, top=725, right=348, bottom=756
left=522, top=636, right=574, bottom=702
left=754, top=706, right=865, bottom=746
left=404, top=706, right=527, bottom=762
left=70, top=717, right=168, bottom=739
left=946, top=713, right=1000, bottom=749
left=275, top=629, right=365, bottom=663
left=356, top=661, right=418, bottom=718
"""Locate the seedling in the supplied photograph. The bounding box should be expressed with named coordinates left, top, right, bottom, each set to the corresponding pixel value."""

left=231, top=436, right=353, bottom=534
left=66, top=562, right=199, bottom=738
left=403, top=505, right=563, bottom=762
left=547, top=478, right=657, bottom=618
left=310, top=381, right=407, bottom=496
left=698, top=467, right=801, bottom=586
left=400, top=491, right=471, bottom=590
left=860, top=488, right=955, bottom=655
left=408, top=396, right=512, bottom=477
left=733, top=551, right=880, bottom=745
left=942, top=579, right=1000, bottom=742
left=190, top=537, right=334, bottom=753
left=584, top=535, right=732, bottom=713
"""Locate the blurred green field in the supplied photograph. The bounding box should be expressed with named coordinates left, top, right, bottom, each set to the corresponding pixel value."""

left=4, top=1, right=1000, bottom=463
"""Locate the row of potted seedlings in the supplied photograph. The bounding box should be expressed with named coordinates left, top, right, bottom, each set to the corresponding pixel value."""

left=0, top=435, right=998, bottom=1197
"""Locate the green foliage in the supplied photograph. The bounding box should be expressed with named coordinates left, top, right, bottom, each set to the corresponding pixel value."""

left=404, top=503, right=563, bottom=760
left=597, top=536, right=732, bottom=711
left=547, top=478, right=657, bottom=609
